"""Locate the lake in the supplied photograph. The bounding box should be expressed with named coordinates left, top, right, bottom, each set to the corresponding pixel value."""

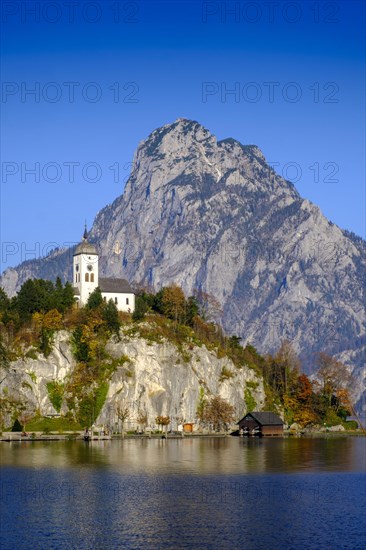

left=1, top=437, right=365, bottom=549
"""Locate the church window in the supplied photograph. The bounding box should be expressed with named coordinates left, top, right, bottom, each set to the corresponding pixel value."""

left=75, top=275, right=77, bottom=283
left=115, top=297, right=118, bottom=305
left=85, top=273, right=89, bottom=282
left=90, top=273, right=94, bottom=282
left=126, top=297, right=129, bottom=305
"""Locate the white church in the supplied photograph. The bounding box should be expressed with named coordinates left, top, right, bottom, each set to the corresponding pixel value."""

left=72, top=227, right=135, bottom=312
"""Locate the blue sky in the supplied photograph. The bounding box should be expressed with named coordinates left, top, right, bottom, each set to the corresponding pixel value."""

left=1, top=0, right=365, bottom=271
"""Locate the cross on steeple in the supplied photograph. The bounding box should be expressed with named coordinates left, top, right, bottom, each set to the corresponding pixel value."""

left=83, top=222, right=88, bottom=241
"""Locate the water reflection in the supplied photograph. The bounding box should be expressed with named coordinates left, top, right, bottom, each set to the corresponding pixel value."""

left=1, top=437, right=365, bottom=549
left=1, top=436, right=365, bottom=474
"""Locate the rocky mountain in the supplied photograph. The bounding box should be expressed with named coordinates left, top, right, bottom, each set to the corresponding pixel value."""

left=0, top=330, right=264, bottom=430
left=1, top=119, right=365, bottom=411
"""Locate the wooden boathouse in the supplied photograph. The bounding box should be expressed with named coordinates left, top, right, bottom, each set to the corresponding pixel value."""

left=238, top=412, right=284, bottom=437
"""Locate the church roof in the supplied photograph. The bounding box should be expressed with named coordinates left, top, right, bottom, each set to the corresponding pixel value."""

left=74, top=241, right=98, bottom=256
left=73, top=225, right=98, bottom=256
left=99, top=277, right=133, bottom=294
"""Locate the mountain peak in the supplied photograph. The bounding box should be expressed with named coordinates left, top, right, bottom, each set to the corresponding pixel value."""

left=137, top=119, right=268, bottom=168
left=1, top=119, right=365, bottom=412
left=137, top=118, right=214, bottom=157
left=127, top=119, right=291, bottom=203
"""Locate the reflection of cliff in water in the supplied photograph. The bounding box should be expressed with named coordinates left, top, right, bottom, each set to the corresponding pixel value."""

left=249, top=437, right=364, bottom=474
left=1, top=437, right=364, bottom=475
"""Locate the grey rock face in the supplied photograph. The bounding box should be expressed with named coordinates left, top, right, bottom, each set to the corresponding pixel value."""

left=0, top=331, right=264, bottom=428
left=1, top=119, right=365, bottom=410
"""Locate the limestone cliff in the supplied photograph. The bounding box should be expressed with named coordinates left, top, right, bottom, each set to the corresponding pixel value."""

left=0, top=330, right=264, bottom=430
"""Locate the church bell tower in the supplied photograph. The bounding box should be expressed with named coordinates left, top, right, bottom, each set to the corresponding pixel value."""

left=73, top=226, right=99, bottom=306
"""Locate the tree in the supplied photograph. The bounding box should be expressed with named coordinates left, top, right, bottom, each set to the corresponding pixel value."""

left=161, top=285, right=186, bottom=323
left=132, top=295, right=148, bottom=321
left=103, top=299, right=120, bottom=335
left=116, top=404, right=130, bottom=436
left=275, top=340, right=301, bottom=392
left=193, top=290, right=222, bottom=322
left=316, top=352, right=352, bottom=406
left=53, top=277, right=65, bottom=311
left=264, top=341, right=300, bottom=400
left=185, top=296, right=199, bottom=326
left=293, top=407, right=319, bottom=427
left=155, top=415, right=170, bottom=435
left=0, top=335, right=10, bottom=369
left=71, top=325, right=90, bottom=362
left=244, top=388, right=256, bottom=413
left=228, top=335, right=242, bottom=349
left=12, top=418, right=23, bottom=432
left=295, top=374, right=313, bottom=404
left=0, top=287, right=10, bottom=313
left=196, top=386, right=207, bottom=423
left=14, top=279, right=55, bottom=319
left=137, top=409, right=148, bottom=432
left=18, top=410, right=33, bottom=433
left=202, top=395, right=235, bottom=432
left=43, top=309, right=63, bottom=331
left=54, top=279, right=75, bottom=312
left=11, top=278, right=75, bottom=321
left=334, top=388, right=352, bottom=419
left=63, top=281, right=76, bottom=310
left=86, top=287, right=103, bottom=310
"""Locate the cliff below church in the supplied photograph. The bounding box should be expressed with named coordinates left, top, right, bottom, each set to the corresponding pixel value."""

left=0, top=328, right=265, bottom=430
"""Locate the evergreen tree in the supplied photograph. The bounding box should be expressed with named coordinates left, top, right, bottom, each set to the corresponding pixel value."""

left=71, top=325, right=90, bottom=362
left=53, top=277, right=64, bottom=310
left=153, top=289, right=164, bottom=314
left=12, top=419, right=23, bottom=432
left=14, top=279, right=55, bottom=319
left=132, top=295, right=148, bottom=321
left=185, top=296, right=199, bottom=326
left=0, top=287, right=10, bottom=313
left=62, top=281, right=76, bottom=311
left=50, top=277, right=75, bottom=313
left=86, top=287, right=103, bottom=310
left=103, top=299, right=121, bottom=335
left=228, top=335, right=242, bottom=349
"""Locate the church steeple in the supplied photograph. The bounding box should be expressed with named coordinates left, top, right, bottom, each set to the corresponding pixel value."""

left=73, top=223, right=98, bottom=306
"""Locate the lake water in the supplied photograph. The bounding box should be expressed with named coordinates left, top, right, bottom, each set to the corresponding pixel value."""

left=1, top=437, right=365, bottom=549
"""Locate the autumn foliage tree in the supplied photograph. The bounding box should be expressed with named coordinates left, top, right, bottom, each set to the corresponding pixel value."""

left=193, top=290, right=222, bottom=322
left=263, top=340, right=300, bottom=403
left=201, top=395, right=235, bottom=432
left=116, top=404, right=130, bottom=435
left=137, top=409, right=148, bottom=431
left=155, top=415, right=170, bottom=435
left=161, top=285, right=186, bottom=323
left=316, top=352, right=352, bottom=406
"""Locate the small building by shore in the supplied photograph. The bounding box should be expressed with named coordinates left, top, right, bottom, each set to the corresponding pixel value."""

left=183, top=423, right=194, bottom=433
left=238, top=412, right=284, bottom=437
